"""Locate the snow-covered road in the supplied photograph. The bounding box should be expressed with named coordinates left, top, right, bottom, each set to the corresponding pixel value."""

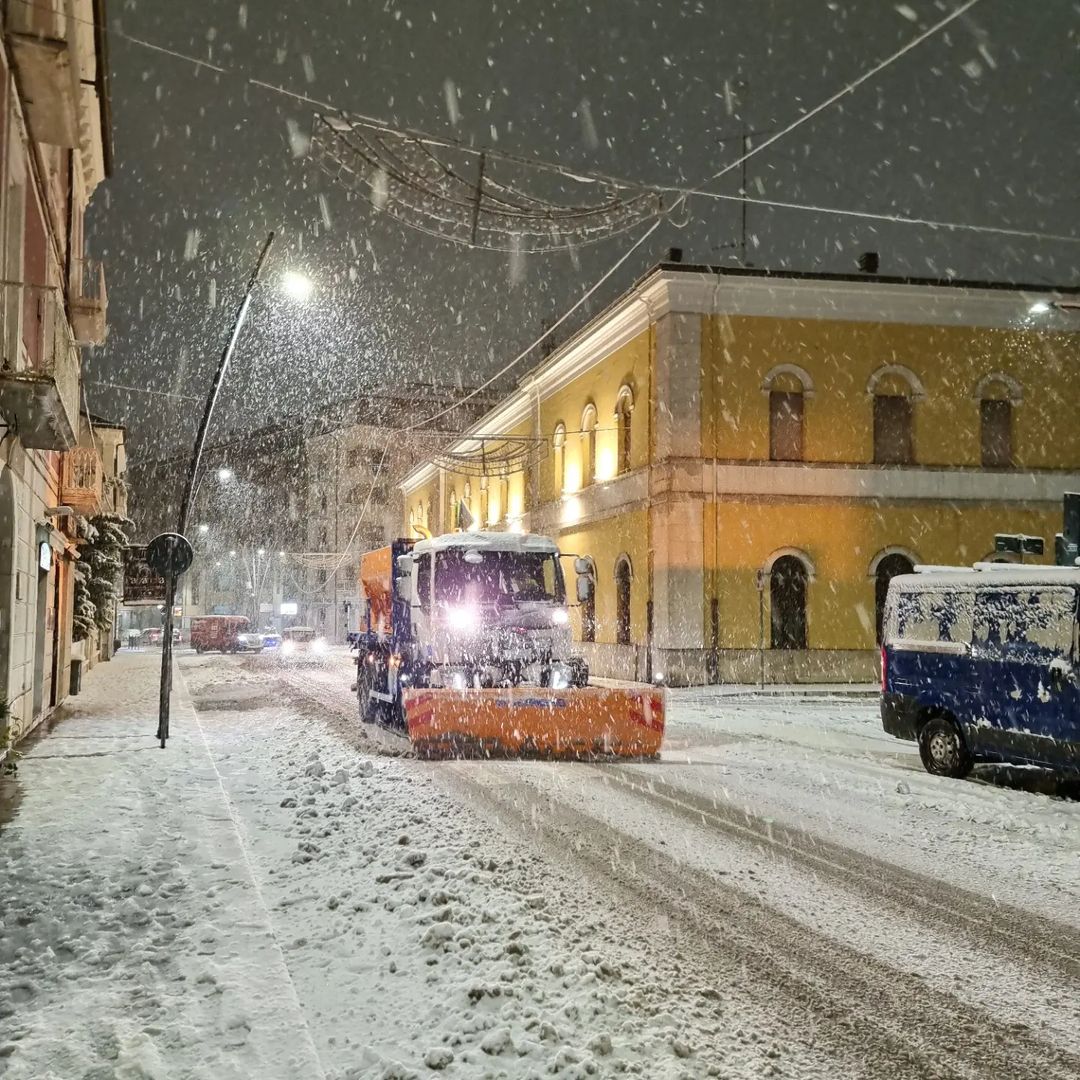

left=2, top=649, right=1078, bottom=1080
left=201, top=649, right=1079, bottom=1079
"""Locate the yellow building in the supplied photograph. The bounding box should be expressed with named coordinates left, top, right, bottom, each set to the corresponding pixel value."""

left=401, top=263, right=1080, bottom=684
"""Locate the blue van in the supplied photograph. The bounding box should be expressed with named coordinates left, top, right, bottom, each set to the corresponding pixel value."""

left=881, top=567, right=1080, bottom=778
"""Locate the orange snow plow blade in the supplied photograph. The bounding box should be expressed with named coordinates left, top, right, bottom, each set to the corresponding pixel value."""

left=403, top=686, right=665, bottom=760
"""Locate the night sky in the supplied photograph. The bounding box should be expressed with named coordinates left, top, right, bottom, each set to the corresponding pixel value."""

left=85, top=0, right=1078, bottom=458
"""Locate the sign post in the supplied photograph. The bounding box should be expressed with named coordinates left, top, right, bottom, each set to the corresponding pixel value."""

left=146, top=533, right=194, bottom=748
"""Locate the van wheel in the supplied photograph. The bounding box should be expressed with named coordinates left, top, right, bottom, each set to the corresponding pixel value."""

left=918, top=715, right=973, bottom=778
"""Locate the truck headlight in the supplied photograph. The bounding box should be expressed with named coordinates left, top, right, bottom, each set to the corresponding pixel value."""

left=551, top=608, right=569, bottom=625
left=281, top=641, right=295, bottom=656
left=312, top=638, right=328, bottom=655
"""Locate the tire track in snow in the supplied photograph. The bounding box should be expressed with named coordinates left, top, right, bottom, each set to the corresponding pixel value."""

left=458, top=774, right=1080, bottom=1080
left=594, top=767, right=1080, bottom=981
left=254, top=658, right=1079, bottom=1078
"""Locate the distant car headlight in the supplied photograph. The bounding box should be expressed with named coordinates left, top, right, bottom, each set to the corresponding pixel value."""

left=550, top=667, right=569, bottom=690
left=450, top=671, right=468, bottom=690
left=312, top=638, right=328, bottom=655
left=445, top=605, right=480, bottom=633
left=281, top=640, right=295, bottom=656
left=551, top=608, right=570, bottom=625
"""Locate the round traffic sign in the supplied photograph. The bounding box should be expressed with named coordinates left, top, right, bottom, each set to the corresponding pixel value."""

left=146, top=532, right=194, bottom=577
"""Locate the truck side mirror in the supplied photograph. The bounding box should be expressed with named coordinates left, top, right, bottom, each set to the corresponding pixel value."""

left=573, top=557, right=591, bottom=576
left=576, top=576, right=594, bottom=604
left=396, top=554, right=414, bottom=576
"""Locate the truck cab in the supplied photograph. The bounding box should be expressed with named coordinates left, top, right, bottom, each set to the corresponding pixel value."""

left=403, top=532, right=585, bottom=690
left=356, top=532, right=590, bottom=726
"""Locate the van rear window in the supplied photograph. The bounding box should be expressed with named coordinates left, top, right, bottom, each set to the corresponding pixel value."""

left=891, top=589, right=973, bottom=645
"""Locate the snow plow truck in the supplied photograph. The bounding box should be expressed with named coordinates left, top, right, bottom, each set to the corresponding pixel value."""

left=353, top=531, right=665, bottom=759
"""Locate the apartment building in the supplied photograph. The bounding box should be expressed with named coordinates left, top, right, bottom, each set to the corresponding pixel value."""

left=0, top=0, right=111, bottom=742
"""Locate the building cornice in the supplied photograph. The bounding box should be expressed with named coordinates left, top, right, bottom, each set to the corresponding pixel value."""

left=660, top=459, right=1080, bottom=505
left=655, top=267, right=1078, bottom=332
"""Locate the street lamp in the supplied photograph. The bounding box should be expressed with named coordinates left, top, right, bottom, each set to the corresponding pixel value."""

left=282, top=270, right=314, bottom=302
left=158, top=232, right=275, bottom=748
left=217, top=467, right=233, bottom=483
left=198, top=523, right=210, bottom=534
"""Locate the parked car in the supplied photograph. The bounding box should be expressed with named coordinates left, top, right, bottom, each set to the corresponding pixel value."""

left=191, top=615, right=251, bottom=654
left=279, top=625, right=329, bottom=659
left=144, top=628, right=163, bottom=647
left=881, top=566, right=1080, bottom=778
left=261, top=630, right=282, bottom=649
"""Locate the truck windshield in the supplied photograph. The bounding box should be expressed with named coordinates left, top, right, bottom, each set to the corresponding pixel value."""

left=435, top=549, right=564, bottom=606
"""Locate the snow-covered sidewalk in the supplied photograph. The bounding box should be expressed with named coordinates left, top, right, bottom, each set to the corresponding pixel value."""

left=0, top=652, right=325, bottom=1079
left=4, top=651, right=835, bottom=1080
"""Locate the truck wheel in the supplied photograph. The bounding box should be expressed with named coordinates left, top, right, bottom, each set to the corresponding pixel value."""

left=389, top=692, right=407, bottom=732
left=357, top=665, right=376, bottom=723
left=918, top=714, right=973, bottom=779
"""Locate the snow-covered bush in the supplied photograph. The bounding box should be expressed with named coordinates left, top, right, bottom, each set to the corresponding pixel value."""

left=73, top=513, right=132, bottom=642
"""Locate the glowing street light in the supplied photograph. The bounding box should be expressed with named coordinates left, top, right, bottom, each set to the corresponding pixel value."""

left=217, top=467, right=233, bottom=482
left=198, top=523, right=209, bottom=534
left=282, top=270, right=314, bottom=302
left=257, top=548, right=266, bottom=556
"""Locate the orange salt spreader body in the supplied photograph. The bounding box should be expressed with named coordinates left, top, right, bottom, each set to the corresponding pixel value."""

left=354, top=532, right=665, bottom=760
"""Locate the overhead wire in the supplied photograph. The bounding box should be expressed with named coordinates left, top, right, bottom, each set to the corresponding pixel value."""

left=20, top=0, right=1076, bottom=249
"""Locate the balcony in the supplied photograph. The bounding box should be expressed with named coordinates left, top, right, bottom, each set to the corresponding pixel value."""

left=5, top=1, right=80, bottom=148
left=62, top=445, right=102, bottom=516
left=70, top=259, right=107, bottom=345
left=0, top=296, right=81, bottom=450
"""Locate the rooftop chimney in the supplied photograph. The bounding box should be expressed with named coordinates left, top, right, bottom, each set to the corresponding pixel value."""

left=666, top=247, right=683, bottom=264
left=858, top=251, right=880, bottom=274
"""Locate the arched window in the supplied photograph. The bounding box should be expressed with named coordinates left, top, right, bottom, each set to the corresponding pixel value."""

left=581, top=404, right=598, bottom=486
left=448, top=487, right=457, bottom=529
left=769, top=554, right=809, bottom=650
left=871, top=550, right=916, bottom=644
left=615, top=386, right=634, bottom=474
left=973, top=374, right=1021, bottom=469
left=500, top=477, right=509, bottom=522
left=614, top=555, right=632, bottom=645
left=426, top=497, right=434, bottom=529
left=868, top=366, right=924, bottom=466
left=579, top=557, right=597, bottom=643
left=553, top=423, right=567, bottom=494
left=762, top=365, right=813, bottom=462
